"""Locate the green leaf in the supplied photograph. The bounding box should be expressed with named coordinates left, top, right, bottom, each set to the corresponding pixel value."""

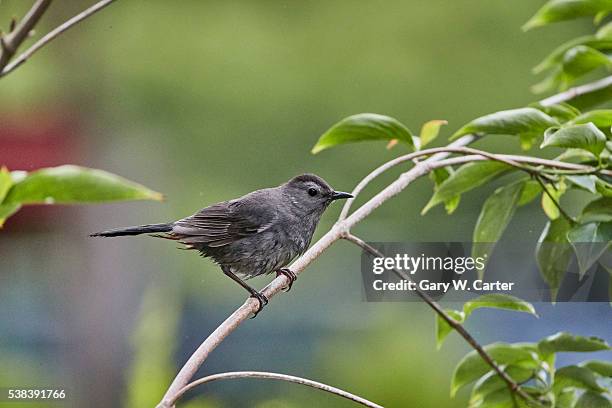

left=555, top=148, right=598, bottom=162
left=0, top=167, right=12, bottom=203
left=541, top=123, right=607, bottom=157
left=3, top=165, right=163, bottom=205
left=429, top=167, right=462, bottom=214
left=569, top=109, right=612, bottom=127
left=568, top=222, right=612, bottom=243
left=535, top=46, right=612, bottom=93
left=552, top=103, right=584, bottom=118
left=534, top=35, right=591, bottom=74
left=553, top=365, right=606, bottom=393
left=311, top=113, right=414, bottom=154
left=520, top=387, right=551, bottom=404
left=437, top=296, right=537, bottom=350
left=581, top=360, right=612, bottom=377
left=575, top=391, right=612, bottom=408
left=0, top=203, right=21, bottom=228
left=470, top=387, right=515, bottom=408
left=443, top=195, right=461, bottom=215
left=532, top=102, right=582, bottom=122
left=595, top=10, right=612, bottom=24
left=596, top=178, right=612, bottom=197
left=518, top=179, right=542, bottom=206
left=533, top=67, right=565, bottom=94
left=451, top=108, right=558, bottom=140
left=597, top=20, right=612, bottom=38
left=542, top=193, right=561, bottom=220
left=567, top=222, right=612, bottom=277
left=469, top=367, right=535, bottom=407
left=421, top=161, right=510, bottom=214
left=472, top=182, right=524, bottom=271
left=519, top=132, right=539, bottom=150
left=556, top=388, right=578, bottom=408
left=523, top=0, right=612, bottom=31
left=541, top=179, right=567, bottom=221
left=451, top=343, right=539, bottom=397
left=436, top=309, right=465, bottom=349
left=533, top=36, right=612, bottom=74
left=569, top=79, right=612, bottom=110
left=581, top=197, right=612, bottom=223
left=419, top=119, right=447, bottom=147
left=562, top=45, right=612, bottom=78
left=567, top=175, right=598, bottom=193
left=536, top=218, right=573, bottom=301
left=463, top=294, right=538, bottom=317
left=539, top=332, right=610, bottom=354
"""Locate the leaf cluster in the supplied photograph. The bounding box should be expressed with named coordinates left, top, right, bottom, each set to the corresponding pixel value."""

left=311, top=100, right=611, bottom=299
left=527, top=0, right=612, bottom=94
left=431, top=294, right=611, bottom=408
left=0, top=165, right=163, bottom=227
left=309, top=2, right=612, bottom=405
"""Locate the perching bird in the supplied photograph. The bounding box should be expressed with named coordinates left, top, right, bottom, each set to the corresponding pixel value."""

left=91, top=174, right=352, bottom=316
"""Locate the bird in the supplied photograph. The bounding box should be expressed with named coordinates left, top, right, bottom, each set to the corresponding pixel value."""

left=90, top=173, right=353, bottom=316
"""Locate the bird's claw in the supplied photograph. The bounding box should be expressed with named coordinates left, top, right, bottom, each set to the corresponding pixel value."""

left=276, top=268, right=297, bottom=292
left=249, top=291, right=269, bottom=318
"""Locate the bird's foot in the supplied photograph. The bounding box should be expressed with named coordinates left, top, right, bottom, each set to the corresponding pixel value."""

left=249, top=291, right=269, bottom=318
left=276, top=268, right=297, bottom=292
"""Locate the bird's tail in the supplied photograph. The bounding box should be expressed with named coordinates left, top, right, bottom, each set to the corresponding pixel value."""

left=90, top=223, right=173, bottom=237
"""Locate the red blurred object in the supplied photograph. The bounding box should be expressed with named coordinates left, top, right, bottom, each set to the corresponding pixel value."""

left=0, top=110, right=82, bottom=231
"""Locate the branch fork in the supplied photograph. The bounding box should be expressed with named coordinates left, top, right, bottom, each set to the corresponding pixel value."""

left=0, top=0, right=116, bottom=77
left=157, top=75, right=612, bottom=407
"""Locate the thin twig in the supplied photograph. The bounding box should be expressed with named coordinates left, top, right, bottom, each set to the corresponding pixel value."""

left=0, top=0, right=117, bottom=77
left=533, top=175, right=576, bottom=224
left=162, top=371, right=384, bottom=408
left=342, top=233, right=539, bottom=406
left=338, top=137, right=476, bottom=220
left=0, top=0, right=52, bottom=70
left=538, top=75, right=612, bottom=109
left=158, top=75, right=612, bottom=407
left=338, top=145, right=608, bottom=220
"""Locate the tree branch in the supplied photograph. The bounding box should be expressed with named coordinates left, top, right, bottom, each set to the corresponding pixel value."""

left=164, top=371, right=383, bottom=408
left=0, top=0, right=52, bottom=70
left=0, top=0, right=117, bottom=77
left=157, top=145, right=476, bottom=407
left=338, top=136, right=476, bottom=220
left=538, top=75, right=612, bottom=110
left=158, top=76, right=612, bottom=407
left=342, top=233, right=538, bottom=405
left=338, top=145, right=609, bottom=220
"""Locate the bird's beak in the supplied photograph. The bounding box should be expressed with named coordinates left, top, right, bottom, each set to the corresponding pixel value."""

left=331, top=191, right=353, bottom=201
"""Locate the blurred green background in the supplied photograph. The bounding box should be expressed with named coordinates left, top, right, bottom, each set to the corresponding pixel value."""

left=0, top=1, right=610, bottom=407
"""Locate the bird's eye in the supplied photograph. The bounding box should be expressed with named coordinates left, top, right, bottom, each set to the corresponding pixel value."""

left=308, top=188, right=318, bottom=197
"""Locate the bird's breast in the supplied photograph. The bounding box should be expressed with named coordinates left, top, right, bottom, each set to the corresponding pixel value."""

left=286, top=216, right=318, bottom=254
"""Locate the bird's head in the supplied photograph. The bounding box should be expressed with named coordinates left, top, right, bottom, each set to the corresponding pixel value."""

left=282, top=173, right=353, bottom=214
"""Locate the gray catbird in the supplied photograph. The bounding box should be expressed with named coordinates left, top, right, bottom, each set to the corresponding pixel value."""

left=91, top=174, right=352, bottom=316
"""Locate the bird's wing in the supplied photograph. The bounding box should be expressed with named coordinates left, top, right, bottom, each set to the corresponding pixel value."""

left=172, top=198, right=277, bottom=248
